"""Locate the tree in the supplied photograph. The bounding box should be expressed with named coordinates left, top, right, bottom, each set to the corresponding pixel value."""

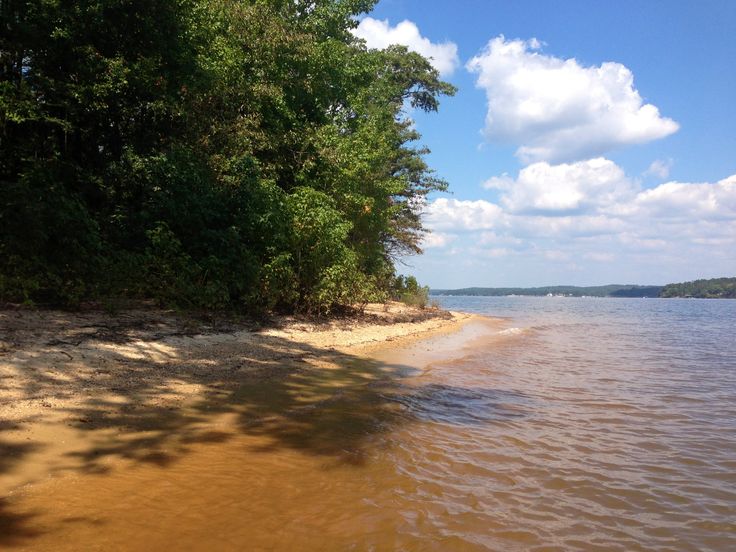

left=1, top=0, right=453, bottom=312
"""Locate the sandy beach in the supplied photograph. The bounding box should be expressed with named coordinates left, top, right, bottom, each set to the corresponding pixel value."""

left=0, top=303, right=475, bottom=502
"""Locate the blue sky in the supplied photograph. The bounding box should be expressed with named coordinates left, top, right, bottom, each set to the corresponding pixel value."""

left=354, top=0, right=736, bottom=288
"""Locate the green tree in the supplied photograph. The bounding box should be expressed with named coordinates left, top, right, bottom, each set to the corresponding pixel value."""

left=1, top=0, right=453, bottom=312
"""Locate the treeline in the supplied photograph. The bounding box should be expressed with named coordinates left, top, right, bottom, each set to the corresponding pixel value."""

left=432, top=279, right=736, bottom=299
left=431, top=285, right=662, bottom=298
left=660, top=278, right=736, bottom=298
left=1, top=0, right=453, bottom=312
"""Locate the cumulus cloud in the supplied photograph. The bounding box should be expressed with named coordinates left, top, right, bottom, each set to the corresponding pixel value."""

left=352, top=18, right=459, bottom=76
left=543, top=250, right=570, bottom=261
left=478, top=232, right=524, bottom=247
left=483, top=157, right=634, bottom=215
left=634, top=175, right=736, bottom=220
left=483, top=248, right=513, bottom=258
left=644, top=158, right=674, bottom=179
left=423, top=198, right=504, bottom=231
left=422, top=161, right=736, bottom=277
left=422, top=232, right=456, bottom=249
left=466, top=37, right=679, bottom=163
left=513, top=214, right=628, bottom=238
left=585, top=252, right=615, bottom=262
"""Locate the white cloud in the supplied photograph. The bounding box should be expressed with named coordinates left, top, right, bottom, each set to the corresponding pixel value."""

left=585, top=252, right=615, bottom=262
left=423, top=161, right=736, bottom=279
left=644, top=158, right=674, bottom=179
left=466, top=36, right=679, bottom=163
left=478, top=232, right=524, bottom=247
left=514, top=214, right=627, bottom=238
left=483, top=157, right=634, bottom=215
left=634, top=175, right=736, bottom=219
left=423, top=198, right=504, bottom=231
left=485, top=247, right=512, bottom=258
left=422, top=232, right=456, bottom=249
left=353, top=18, right=459, bottom=76
left=544, top=250, right=570, bottom=261
left=618, top=234, right=668, bottom=250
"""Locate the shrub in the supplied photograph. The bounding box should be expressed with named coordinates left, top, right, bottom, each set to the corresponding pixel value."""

left=392, top=274, right=430, bottom=309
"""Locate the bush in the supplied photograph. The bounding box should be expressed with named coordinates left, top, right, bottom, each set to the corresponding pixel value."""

left=287, top=187, right=382, bottom=314
left=391, top=274, right=430, bottom=309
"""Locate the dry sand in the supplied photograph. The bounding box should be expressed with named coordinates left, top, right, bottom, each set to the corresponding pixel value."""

left=0, top=303, right=475, bottom=498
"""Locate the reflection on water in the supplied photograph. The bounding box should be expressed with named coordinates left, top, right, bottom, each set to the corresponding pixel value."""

left=4, top=298, right=736, bottom=551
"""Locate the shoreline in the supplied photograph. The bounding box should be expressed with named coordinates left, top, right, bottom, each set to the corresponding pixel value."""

left=0, top=303, right=479, bottom=498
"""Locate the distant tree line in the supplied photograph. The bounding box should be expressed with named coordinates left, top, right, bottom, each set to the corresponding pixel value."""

left=1, top=0, right=453, bottom=313
left=432, top=279, right=736, bottom=299
left=430, top=285, right=663, bottom=298
left=659, top=278, right=736, bottom=298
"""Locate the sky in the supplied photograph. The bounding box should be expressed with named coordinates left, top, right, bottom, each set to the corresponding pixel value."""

left=353, top=0, right=736, bottom=288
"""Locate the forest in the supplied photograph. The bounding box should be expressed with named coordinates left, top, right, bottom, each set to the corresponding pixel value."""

left=433, top=279, right=736, bottom=299
left=0, top=0, right=453, bottom=313
left=430, top=285, right=664, bottom=298
left=659, top=278, right=736, bottom=299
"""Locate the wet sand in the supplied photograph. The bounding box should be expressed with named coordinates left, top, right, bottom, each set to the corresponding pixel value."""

left=0, top=304, right=479, bottom=512
left=1, top=308, right=501, bottom=551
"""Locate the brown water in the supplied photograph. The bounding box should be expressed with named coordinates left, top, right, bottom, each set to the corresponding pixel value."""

left=3, top=298, right=736, bottom=551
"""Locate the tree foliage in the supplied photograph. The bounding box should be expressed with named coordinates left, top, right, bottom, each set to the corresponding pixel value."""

left=659, top=278, right=736, bottom=299
left=391, top=274, right=430, bottom=308
left=1, top=0, right=453, bottom=312
left=432, top=285, right=665, bottom=298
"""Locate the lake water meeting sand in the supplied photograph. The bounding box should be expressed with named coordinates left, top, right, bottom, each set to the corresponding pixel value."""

left=1, top=304, right=494, bottom=550
left=2, top=298, right=734, bottom=551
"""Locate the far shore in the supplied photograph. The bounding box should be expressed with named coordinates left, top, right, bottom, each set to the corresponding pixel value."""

left=0, top=302, right=478, bottom=499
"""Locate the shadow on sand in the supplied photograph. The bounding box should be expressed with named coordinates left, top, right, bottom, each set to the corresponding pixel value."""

left=0, top=310, right=528, bottom=547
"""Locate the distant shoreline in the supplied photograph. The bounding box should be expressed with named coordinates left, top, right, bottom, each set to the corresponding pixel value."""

left=430, top=284, right=662, bottom=298
left=431, top=277, right=736, bottom=299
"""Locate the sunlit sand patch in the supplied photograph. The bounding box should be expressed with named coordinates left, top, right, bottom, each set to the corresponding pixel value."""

left=95, top=340, right=179, bottom=362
